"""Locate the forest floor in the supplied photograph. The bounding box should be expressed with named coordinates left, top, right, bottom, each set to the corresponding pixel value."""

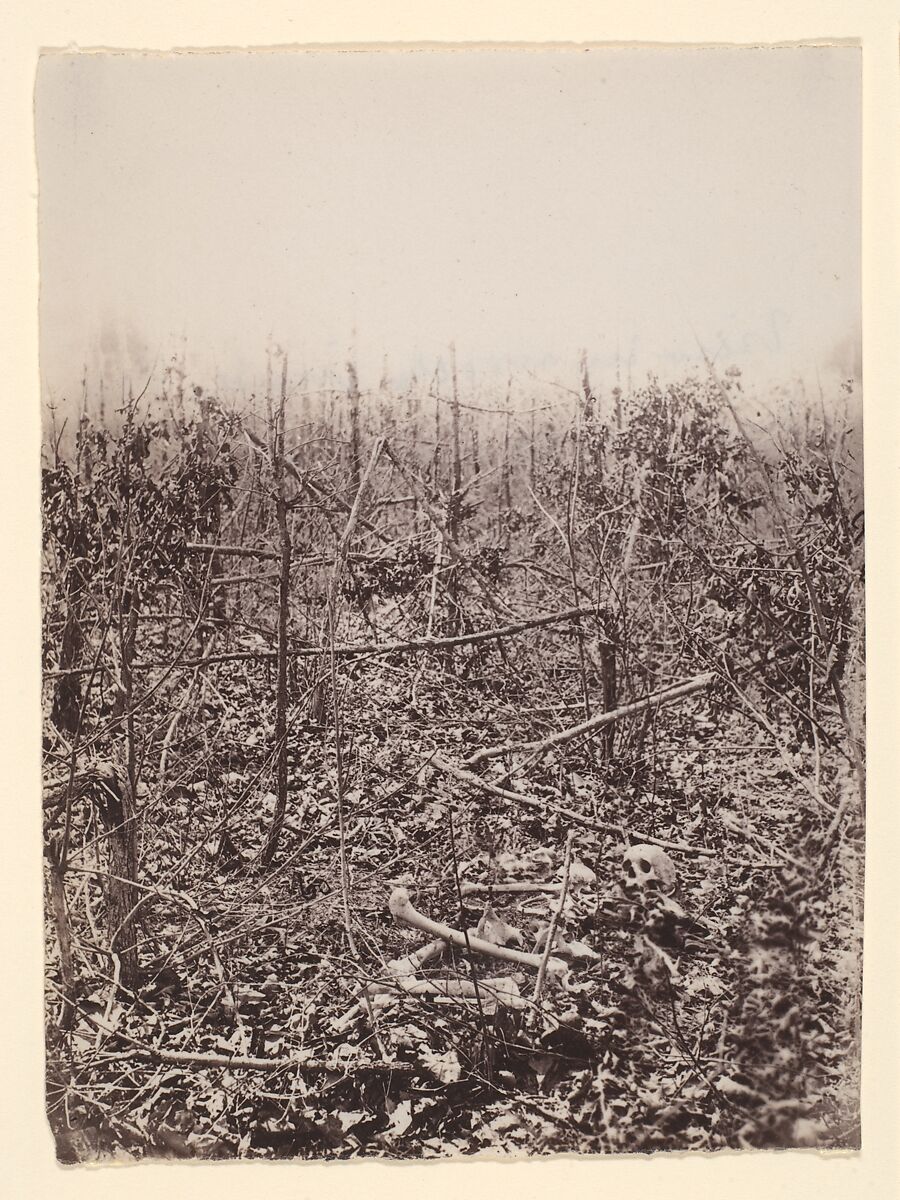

left=44, top=636, right=863, bottom=1161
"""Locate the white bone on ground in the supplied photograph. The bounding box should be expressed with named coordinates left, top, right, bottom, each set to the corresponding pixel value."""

left=389, top=887, right=567, bottom=978
left=622, top=844, right=677, bottom=891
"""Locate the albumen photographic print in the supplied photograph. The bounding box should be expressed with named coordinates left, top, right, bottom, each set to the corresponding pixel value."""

left=37, top=45, right=864, bottom=1161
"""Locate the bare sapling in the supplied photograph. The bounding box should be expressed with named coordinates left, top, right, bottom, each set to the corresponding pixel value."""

left=261, top=352, right=293, bottom=866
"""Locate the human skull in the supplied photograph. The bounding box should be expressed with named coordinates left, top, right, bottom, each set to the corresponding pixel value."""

left=622, top=844, right=677, bottom=895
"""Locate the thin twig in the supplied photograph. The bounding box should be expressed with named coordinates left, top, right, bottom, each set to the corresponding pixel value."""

left=530, top=830, right=576, bottom=1027
left=324, top=437, right=388, bottom=1056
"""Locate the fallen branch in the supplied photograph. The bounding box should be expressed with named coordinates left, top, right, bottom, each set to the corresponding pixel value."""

left=45, top=982, right=412, bottom=1075
left=130, top=605, right=595, bottom=673
left=187, top=543, right=381, bottom=575
left=210, top=571, right=281, bottom=587
left=126, top=1047, right=412, bottom=1075
left=389, top=887, right=567, bottom=978
left=463, top=671, right=716, bottom=767
left=185, top=541, right=280, bottom=561
left=431, top=754, right=715, bottom=858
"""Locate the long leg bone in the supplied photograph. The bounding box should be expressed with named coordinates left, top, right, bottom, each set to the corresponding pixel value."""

left=389, top=887, right=567, bottom=981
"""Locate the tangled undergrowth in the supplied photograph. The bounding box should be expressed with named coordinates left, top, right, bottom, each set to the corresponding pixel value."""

left=42, top=368, right=864, bottom=1160
left=45, top=658, right=862, bottom=1161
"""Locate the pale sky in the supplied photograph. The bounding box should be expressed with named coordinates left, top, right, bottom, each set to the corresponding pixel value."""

left=36, top=46, right=861, bottom=396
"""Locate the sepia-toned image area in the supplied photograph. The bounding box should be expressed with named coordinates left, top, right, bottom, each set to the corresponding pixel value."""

left=37, top=46, right=864, bottom=1162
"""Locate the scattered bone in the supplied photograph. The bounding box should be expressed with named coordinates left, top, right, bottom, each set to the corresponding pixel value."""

left=567, top=860, right=597, bottom=888
left=532, top=924, right=601, bottom=961
left=331, top=966, right=525, bottom=1033
left=495, top=847, right=556, bottom=881
left=475, top=903, right=524, bottom=948
left=460, top=859, right=595, bottom=897
left=387, top=938, right=445, bottom=980
left=460, top=881, right=562, bottom=896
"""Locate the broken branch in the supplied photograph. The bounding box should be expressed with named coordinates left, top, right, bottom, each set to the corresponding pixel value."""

left=430, top=754, right=715, bottom=857
left=131, top=605, right=595, bottom=672
left=126, top=1047, right=412, bottom=1075
left=464, top=671, right=716, bottom=767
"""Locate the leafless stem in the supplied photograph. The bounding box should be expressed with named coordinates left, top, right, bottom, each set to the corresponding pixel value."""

left=530, top=830, right=576, bottom=1026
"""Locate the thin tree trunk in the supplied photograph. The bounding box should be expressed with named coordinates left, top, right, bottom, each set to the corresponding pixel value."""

left=47, top=841, right=76, bottom=1030
left=407, top=381, right=420, bottom=526
left=599, top=634, right=618, bottom=763
left=51, top=565, right=84, bottom=735
left=529, top=407, right=536, bottom=508
left=118, top=596, right=139, bottom=796
left=580, top=348, right=593, bottom=419
left=96, top=767, right=140, bottom=990
left=566, top=398, right=592, bottom=720
left=347, top=359, right=361, bottom=497
left=447, top=343, right=462, bottom=653
left=430, top=363, right=442, bottom=485
left=262, top=355, right=292, bottom=866
left=500, top=403, right=512, bottom=517
left=199, top=392, right=225, bottom=630
left=323, top=439, right=387, bottom=1051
